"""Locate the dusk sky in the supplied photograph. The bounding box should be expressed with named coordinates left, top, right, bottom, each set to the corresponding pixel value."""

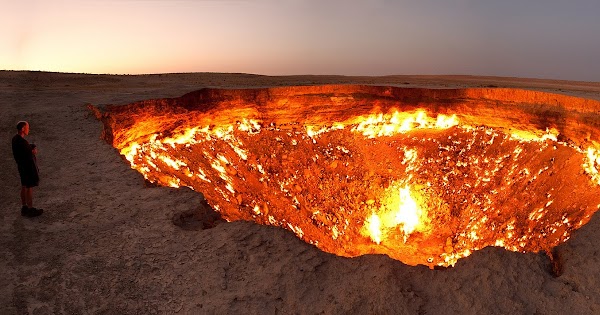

left=2, top=0, right=600, bottom=81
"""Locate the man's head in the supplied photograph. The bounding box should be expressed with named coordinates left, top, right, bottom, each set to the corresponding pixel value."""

left=17, top=121, right=29, bottom=136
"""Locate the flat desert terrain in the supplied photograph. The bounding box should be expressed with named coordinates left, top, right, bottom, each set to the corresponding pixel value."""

left=2, top=71, right=600, bottom=314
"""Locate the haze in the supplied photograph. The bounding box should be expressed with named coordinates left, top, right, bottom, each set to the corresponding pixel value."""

left=2, top=0, right=599, bottom=82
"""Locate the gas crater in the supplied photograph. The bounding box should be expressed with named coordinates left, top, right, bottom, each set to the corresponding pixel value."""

left=94, top=85, right=600, bottom=268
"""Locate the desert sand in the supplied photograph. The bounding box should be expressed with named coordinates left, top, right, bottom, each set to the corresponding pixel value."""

left=2, top=71, right=600, bottom=314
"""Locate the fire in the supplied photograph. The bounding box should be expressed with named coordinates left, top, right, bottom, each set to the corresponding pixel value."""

left=510, top=128, right=559, bottom=143
left=584, top=146, right=600, bottom=185
left=391, top=186, right=425, bottom=235
left=97, top=87, right=600, bottom=269
left=362, top=184, right=428, bottom=244
left=349, top=110, right=458, bottom=138
left=364, top=213, right=382, bottom=244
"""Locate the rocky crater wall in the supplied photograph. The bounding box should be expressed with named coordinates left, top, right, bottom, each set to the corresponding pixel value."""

left=95, top=85, right=600, bottom=151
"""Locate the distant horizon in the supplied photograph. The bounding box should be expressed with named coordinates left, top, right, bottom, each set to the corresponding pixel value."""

left=3, top=69, right=599, bottom=84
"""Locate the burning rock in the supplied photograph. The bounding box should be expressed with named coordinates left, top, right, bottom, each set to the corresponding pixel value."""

left=93, top=85, right=600, bottom=268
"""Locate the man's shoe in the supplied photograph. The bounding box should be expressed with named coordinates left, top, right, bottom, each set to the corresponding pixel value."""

left=26, top=207, right=43, bottom=217
left=21, top=206, right=28, bottom=216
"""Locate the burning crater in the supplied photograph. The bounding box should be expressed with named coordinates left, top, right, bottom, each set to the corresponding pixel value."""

left=94, top=85, right=600, bottom=268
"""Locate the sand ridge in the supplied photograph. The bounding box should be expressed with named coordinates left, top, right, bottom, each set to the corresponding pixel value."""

left=1, top=71, right=600, bottom=314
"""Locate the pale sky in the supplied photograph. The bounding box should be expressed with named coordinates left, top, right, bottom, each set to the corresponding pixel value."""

left=2, top=0, right=599, bottom=81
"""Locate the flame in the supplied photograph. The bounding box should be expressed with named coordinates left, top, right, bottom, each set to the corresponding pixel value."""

left=584, top=146, right=600, bottom=185
left=361, top=184, right=428, bottom=244
left=436, top=114, right=460, bottom=129
left=393, top=186, right=424, bottom=234
left=364, top=213, right=382, bottom=244
left=510, top=128, right=559, bottom=142
left=350, top=110, right=458, bottom=138
left=304, top=110, right=458, bottom=140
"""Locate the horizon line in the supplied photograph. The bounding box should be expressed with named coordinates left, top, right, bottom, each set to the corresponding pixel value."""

left=1, top=69, right=599, bottom=84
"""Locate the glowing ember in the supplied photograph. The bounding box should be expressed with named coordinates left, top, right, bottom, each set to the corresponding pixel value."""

left=94, top=86, right=600, bottom=268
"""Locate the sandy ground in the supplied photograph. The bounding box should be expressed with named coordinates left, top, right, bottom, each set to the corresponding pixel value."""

left=2, top=71, right=600, bottom=314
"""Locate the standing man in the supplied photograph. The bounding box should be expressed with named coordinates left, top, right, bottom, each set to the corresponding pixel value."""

left=12, top=121, right=43, bottom=217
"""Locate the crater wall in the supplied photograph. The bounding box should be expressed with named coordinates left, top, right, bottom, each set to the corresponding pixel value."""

left=95, top=85, right=600, bottom=151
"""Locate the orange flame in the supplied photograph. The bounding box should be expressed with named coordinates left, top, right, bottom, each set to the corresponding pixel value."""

left=584, top=146, right=600, bottom=185
left=361, top=184, right=428, bottom=244
left=351, top=111, right=459, bottom=138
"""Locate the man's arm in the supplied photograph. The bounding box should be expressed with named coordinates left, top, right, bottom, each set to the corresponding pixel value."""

left=12, top=136, right=33, bottom=164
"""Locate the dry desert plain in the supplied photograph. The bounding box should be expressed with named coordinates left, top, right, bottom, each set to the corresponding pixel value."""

left=2, top=71, right=600, bottom=314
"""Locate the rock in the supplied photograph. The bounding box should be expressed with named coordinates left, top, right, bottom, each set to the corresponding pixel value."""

left=304, top=169, right=312, bottom=178
left=444, top=237, right=454, bottom=252
left=226, top=166, right=237, bottom=176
